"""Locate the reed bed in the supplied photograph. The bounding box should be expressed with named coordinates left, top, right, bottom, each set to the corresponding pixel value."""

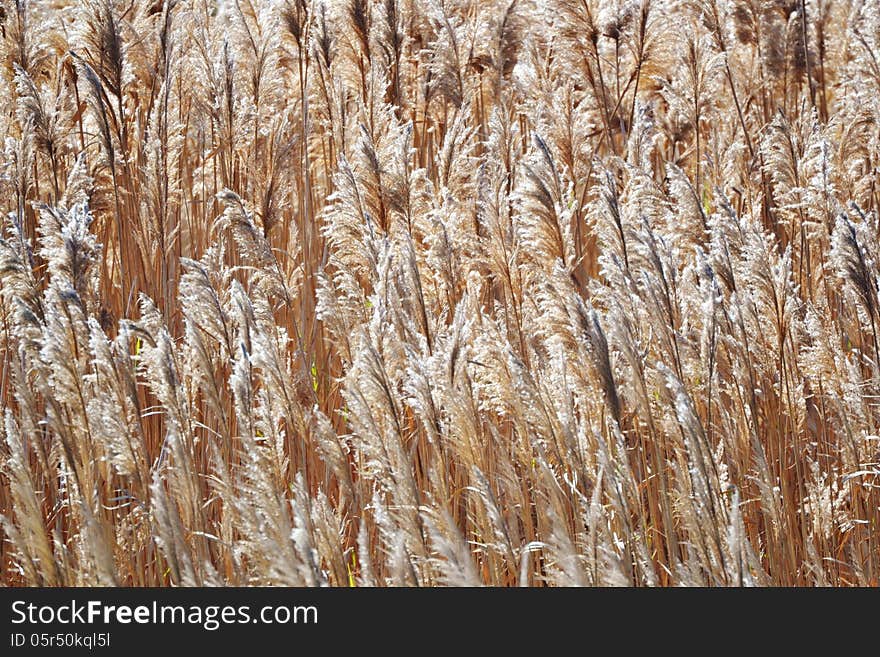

left=0, top=0, right=878, bottom=586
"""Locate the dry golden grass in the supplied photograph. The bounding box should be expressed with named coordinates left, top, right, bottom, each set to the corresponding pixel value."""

left=0, top=0, right=878, bottom=586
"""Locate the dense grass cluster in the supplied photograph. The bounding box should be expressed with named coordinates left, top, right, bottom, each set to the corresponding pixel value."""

left=1, top=0, right=879, bottom=586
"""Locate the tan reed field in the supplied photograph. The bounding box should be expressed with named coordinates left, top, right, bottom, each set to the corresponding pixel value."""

left=0, top=0, right=878, bottom=586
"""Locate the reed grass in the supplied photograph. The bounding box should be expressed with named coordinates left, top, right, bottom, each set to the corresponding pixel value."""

left=0, top=0, right=878, bottom=586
